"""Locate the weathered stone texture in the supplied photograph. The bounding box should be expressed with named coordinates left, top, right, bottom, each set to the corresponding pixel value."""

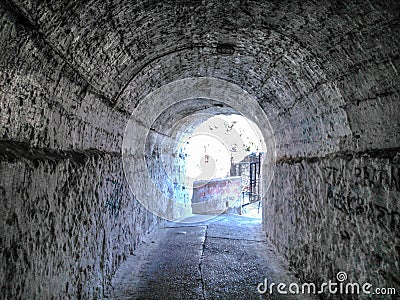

left=265, top=152, right=400, bottom=293
left=0, top=148, right=159, bottom=299
left=191, top=177, right=242, bottom=214
left=0, top=5, right=126, bottom=151
left=0, top=0, right=399, bottom=298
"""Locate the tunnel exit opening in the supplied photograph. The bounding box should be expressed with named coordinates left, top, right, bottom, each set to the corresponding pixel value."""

left=122, top=77, right=276, bottom=223
left=176, top=114, right=266, bottom=217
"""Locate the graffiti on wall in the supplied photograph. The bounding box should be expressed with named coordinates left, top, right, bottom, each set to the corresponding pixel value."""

left=105, top=178, right=122, bottom=218
left=192, top=177, right=242, bottom=204
left=327, top=184, right=399, bottom=236
left=324, top=165, right=400, bottom=192
left=191, top=176, right=242, bottom=214
left=323, top=157, right=400, bottom=235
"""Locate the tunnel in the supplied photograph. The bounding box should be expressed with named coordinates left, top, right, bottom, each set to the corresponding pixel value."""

left=0, top=0, right=399, bottom=299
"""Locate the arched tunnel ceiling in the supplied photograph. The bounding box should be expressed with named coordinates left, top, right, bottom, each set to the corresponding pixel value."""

left=148, top=98, right=238, bottom=138
left=118, top=45, right=350, bottom=157
left=122, top=77, right=274, bottom=220
left=9, top=0, right=399, bottom=98
left=6, top=0, right=400, bottom=155
left=1, top=1, right=400, bottom=296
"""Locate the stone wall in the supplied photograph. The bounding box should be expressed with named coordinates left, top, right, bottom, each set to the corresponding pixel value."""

left=0, top=4, right=159, bottom=298
left=1, top=0, right=399, bottom=298
left=0, top=143, right=159, bottom=299
left=0, top=3, right=126, bottom=151
left=192, top=176, right=242, bottom=214
left=264, top=150, right=400, bottom=293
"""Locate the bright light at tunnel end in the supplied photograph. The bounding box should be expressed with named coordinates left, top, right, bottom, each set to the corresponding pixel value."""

left=178, top=114, right=266, bottom=188
left=122, top=77, right=277, bottom=222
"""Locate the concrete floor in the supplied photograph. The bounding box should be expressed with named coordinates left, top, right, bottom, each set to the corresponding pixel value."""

left=106, top=214, right=314, bottom=300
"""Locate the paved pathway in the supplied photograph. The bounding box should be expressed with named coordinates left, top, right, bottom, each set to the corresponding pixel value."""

left=107, top=214, right=313, bottom=300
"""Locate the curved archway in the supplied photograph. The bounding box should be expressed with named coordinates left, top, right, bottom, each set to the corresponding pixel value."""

left=122, top=77, right=276, bottom=221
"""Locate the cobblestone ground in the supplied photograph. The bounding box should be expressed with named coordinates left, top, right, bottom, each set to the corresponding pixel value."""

left=106, top=214, right=314, bottom=300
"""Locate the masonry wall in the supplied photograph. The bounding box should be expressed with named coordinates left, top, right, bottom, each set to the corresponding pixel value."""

left=265, top=153, right=400, bottom=292
left=0, top=5, right=125, bottom=151
left=1, top=0, right=400, bottom=298
left=260, top=1, right=400, bottom=293
left=0, top=5, right=158, bottom=299
left=191, top=176, right=242, bottom=214
left=143, top=129, right=192, bottom=219
left=0, top=146, right=159, bottom=299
